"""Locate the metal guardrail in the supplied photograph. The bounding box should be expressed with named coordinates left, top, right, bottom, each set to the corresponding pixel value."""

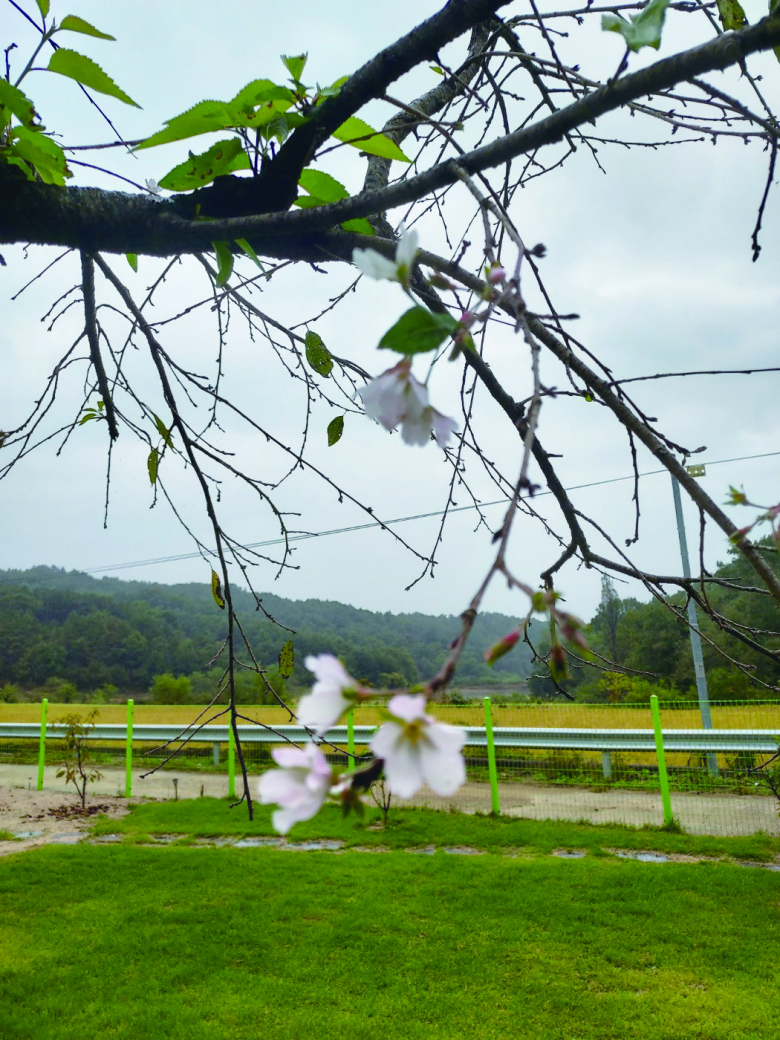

left=1, top=722, right=778, bottom=753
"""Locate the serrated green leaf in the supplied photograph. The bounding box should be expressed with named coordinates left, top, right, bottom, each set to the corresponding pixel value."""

left=298, top=168, right=348, bottom=203
left=35, top=0, right=49, bottom=18
left=261, top=115, right=290, bottom=143
left=0, top=80, right=40, bottom=128
left=212, top=241, right=234, bottom=287
left=379, top=306, right=459, bottom=356
left=157, top=137, right=250, bottom=191
left=304, top=330, right=333, bottom=377
left=58, top=16, right=116, bottom=40
left=229, top=79, right=293, bottom=110
left=126, top=253, right=138, bottom=272
left=211, top=569, right=225, bottom=610
left=281, top=53, right=307, bottom=82
left=341, top=217, right=375, bottom=235
left=134, top=100, right=235, bottom=150
left=147, top=447, right=159, bottom=485
left=153, top=413, right=174, bottom=449
left=279, top=639, right=295, bottom=679
left=46, top=49, right=139, bottom=107
left=715, top=0, right=747, bottom=29
left=9, top=127, right=70, bottom=184
left=601, top=0, right=670, bottom=52
left=332, top=117, right=410, bottom=162
left=327, top=415, right=344, bottom=446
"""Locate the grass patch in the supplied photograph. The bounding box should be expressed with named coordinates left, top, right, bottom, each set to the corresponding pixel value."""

left=1, top=845, right=779, bottom=1039
left=90, top=798, right=780, bottom=861
left=0, top=829, right=19, bottom=842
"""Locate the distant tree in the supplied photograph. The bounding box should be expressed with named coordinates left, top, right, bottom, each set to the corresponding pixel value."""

left=150, top=673, right=192, bottom=705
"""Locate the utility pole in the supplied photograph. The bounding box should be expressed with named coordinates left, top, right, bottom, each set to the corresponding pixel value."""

left=670, top=468, right=718, bottom=776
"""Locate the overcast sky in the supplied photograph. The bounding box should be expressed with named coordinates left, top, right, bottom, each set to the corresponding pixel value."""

left=1, top=0, right=779, bottom=625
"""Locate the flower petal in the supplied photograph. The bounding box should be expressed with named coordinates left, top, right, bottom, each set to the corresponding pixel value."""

left=352, top=248, right=399, bottom=281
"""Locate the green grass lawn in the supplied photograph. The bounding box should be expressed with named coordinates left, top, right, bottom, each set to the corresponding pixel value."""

left=91, top=797, right=780, bottom=862
left=1, top=841, right=779, bottom=1040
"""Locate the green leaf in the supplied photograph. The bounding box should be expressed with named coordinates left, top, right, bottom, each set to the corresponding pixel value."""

left=211, top=570, right=225, bottom=610
left=327, top=415, right=344, bottom=446
left=235, top=238, right=264, bottom=270
left=134, top=100, right=236, bottom=150
left=278, top=639, right=295, bottom=679
left=229, top=79, right=293, bottom=110
left=157, top=138, right=250, bottom=191
left=212, top=241, right=234, bottom=287
left=35, top=0, right=49, bottom=18
left=715, top=0, right=747, bottom=29
left=304, top=330, right=333, bottom=377
left=601, top=0, right=670, bottom=52
left=341, top=217, right=375, bottom=235
left=379, top=306, right=459, bottom=356
left=46, top=49, right=140, bottom=107
left=9, top=127, right=70, bottom=184
left=332, top=117, right=410, bottom=162
left=153, top=413, right=174, bottom=449
left=147, top=448, right=159, bottom=485
left=78, top=411, right=96, bottom=425
left=298, top=168, right=348, bottom=203
left=0, top=80, right=40, bottom=128
left=58, top=16, right=116, bottom=40
left=281, top=53, right=307, bottom=82
left=126, top=253, right=138, bottom=272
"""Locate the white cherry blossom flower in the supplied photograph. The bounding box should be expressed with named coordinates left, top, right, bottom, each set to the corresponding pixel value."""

left=297, top=654, right=358, bottom=735
left=352, top=227, right=419, bottom=287
left=257, top=743, right=333, bottom=834
left=359, top=359, right=458, bottom=449
left=369, top=693, right=466, bottom=799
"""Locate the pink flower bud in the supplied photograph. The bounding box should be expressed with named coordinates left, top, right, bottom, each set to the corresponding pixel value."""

left=484, top=628, right=521, bottom=666
left=487, top=264, right=506, bottom=285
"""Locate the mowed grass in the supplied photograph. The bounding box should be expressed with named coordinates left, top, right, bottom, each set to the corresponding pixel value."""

left=3, top=700, right=779, bottom=729
left=92, top=798, right=780, bottom=862
left=1, top=842, right=779, bottom=1040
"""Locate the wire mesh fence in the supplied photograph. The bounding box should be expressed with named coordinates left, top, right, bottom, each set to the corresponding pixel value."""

left=1, top=699, right=778, bottom=836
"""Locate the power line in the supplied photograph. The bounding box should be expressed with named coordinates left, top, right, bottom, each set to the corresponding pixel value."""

left=2, top=449, right=778, bottom=585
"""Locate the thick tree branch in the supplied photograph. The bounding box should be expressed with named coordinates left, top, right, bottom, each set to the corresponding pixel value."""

left=3, top=17, right=780, bottom=254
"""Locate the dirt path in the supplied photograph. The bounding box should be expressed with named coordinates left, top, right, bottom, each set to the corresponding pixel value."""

left=1, top=765, right=777, bottom=842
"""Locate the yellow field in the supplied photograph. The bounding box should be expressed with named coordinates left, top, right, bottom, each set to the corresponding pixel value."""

left=2, top=700, right=778, bottom=729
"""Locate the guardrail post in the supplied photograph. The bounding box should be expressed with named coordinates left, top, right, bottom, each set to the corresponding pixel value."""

left=212, top=742, right=221, bottom=767
left=37, top=698, right=48, bottom=792
left=483, top=697, right=500, bottom=814
left=347, top=709, right=355, bottom=763
left=228, top=719, right=236, bottom=799
left=601, top=751, right=612, bottom=779
left=125, top=699, right=134, bottom=798
left=650, top=694, right=674, bottom=828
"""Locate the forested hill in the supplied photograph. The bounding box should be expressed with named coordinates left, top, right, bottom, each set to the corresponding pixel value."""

left=0, top=566, right=533, bottom=696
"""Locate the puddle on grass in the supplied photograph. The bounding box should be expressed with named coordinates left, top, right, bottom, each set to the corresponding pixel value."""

left=553, top=849, right=586, bottom=859
left=49, top=834, right=83, bottom=845
left=92, top=834, right=123, bottom=843
left=234, top=837, right=283, bottom=849
left=443, top=846, right=485, bottom=856
left=11, top=831, right=44, bottom=840
left=349, top=845, right=390, bottom=854
left=280, top=840, right=344, bottom=852
left=406, top=846, right=437, bottom=856
left=614, top=851, right=669, bottom=863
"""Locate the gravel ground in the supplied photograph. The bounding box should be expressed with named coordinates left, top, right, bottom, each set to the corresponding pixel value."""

left=1, top=764, right=778, bottom=842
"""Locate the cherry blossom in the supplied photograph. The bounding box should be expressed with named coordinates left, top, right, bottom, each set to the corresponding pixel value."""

left=352, top=226, right=419, bottom=287
left=369, top=693, right=466, bottom=798
left=359, top=359, right=458, bottom=448
left=257, top=743, right=333, bottom=834
left=297, top=654, right=358, bottom=735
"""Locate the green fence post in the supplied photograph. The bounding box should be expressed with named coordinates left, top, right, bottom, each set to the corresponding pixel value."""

left=650, top=694, right=674, bottom=828
left=347, top=709, right=355, bottom=762
left=228, top=718, right=236, bottom=800
left=37, top=698, right=48, bottom=792
left=125, top=699, right=134, bottom=799
left=483, top=696, right=500, bottom=815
